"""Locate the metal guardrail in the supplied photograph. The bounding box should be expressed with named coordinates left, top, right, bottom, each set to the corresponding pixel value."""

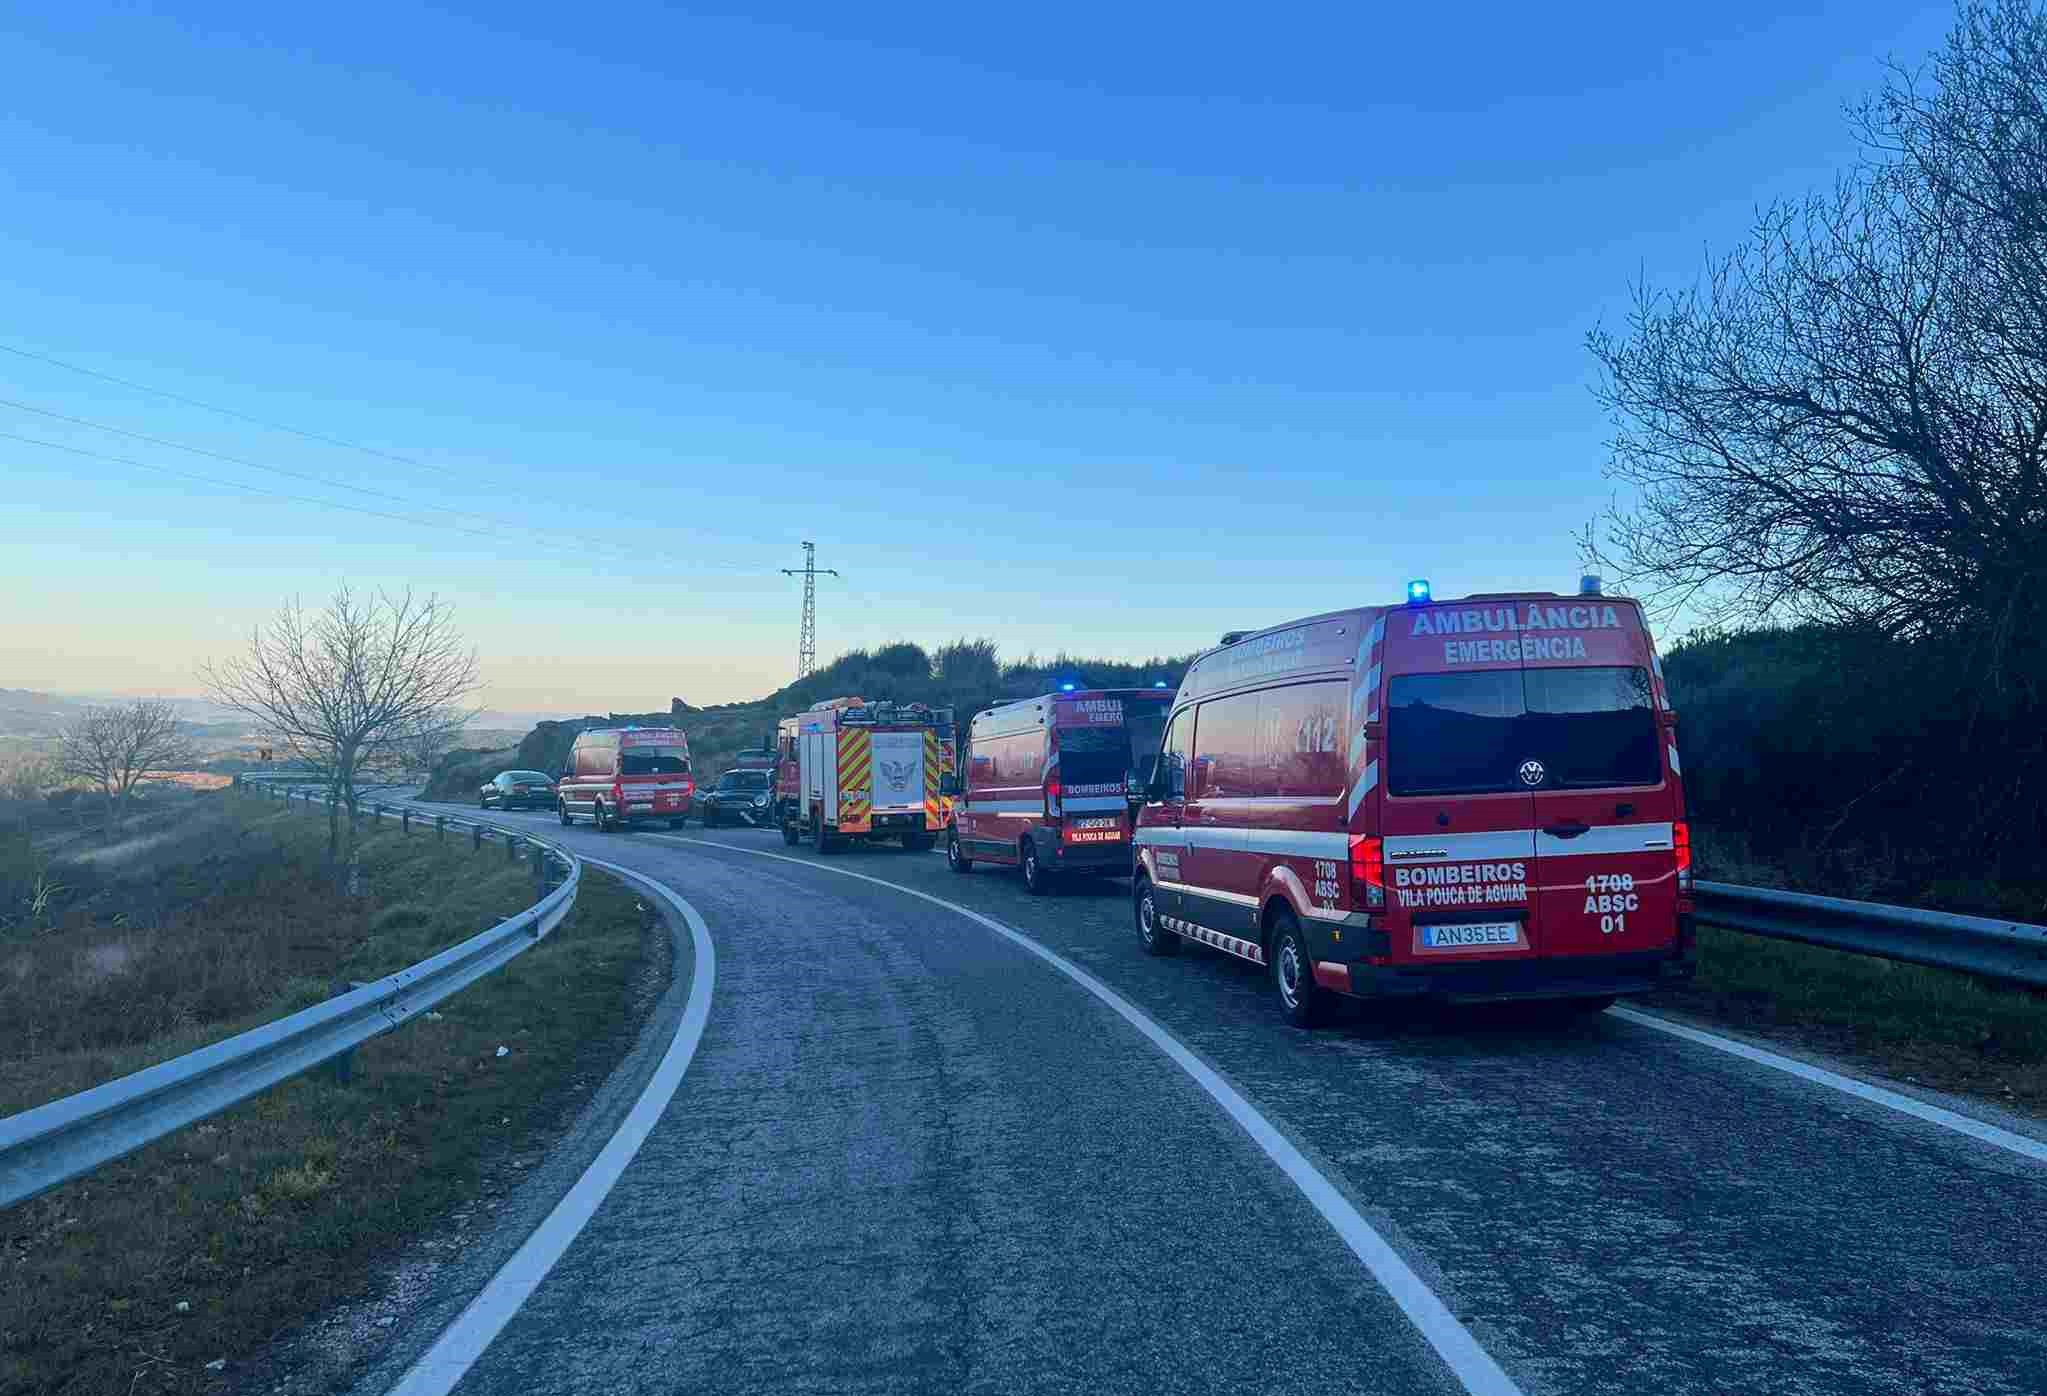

left=1694, top=880, right=2047, bottom=988
left=0, top=785, right=582, bottom=1209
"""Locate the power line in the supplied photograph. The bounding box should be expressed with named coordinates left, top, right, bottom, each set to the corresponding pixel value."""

left=0, top=429, right=776, bottom=580
left=0, top=393, right=768, bottom=572
left=0, top=340, right=468, bottom=480
left=0, top=430, right=534, bottom=547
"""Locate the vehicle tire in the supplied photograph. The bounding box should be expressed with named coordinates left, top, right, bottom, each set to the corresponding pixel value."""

left=947, top=828, right=973, bottom=873
left=903, top=834, right=934, bottom=853
left=1134, top=876, right=1176, bottom=956
left=814, top=814, right=836, bottom=856
left=1021, top=838, right=1055, bottom=895
left=558, top=800, right=572, bottom=826
left=781, top=818, right=801, bottom=847
left=1270, top=909, right=1332, bottom=1028
left=593, top=800, right=613, bottom=833
left=479, top=795, right=490, bottom=809
left=669, top=818, right=687, bottom=830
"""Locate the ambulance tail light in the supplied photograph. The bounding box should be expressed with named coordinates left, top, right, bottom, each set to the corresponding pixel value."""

left=1350, top=834, right=1385, bottom=910
left=1045, top=776, right=1062, bottom=818
left=611, top=781, right=624, bottom=807
left=1673, top=820, right=1693, bottom=894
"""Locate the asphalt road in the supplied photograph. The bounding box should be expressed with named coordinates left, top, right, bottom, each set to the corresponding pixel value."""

left=373, top=803, right=2047, bottom=1396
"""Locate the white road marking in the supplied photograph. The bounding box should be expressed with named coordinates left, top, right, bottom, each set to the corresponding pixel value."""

left=387, top=862, right=717, bottom=1396
left=649, top=834, right=1525, bottom=1396
left=1610, top=1007, right=2047, bottom=1166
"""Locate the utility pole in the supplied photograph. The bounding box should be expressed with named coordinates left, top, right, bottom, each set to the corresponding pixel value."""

left=780, top=541, right=840, bottom=681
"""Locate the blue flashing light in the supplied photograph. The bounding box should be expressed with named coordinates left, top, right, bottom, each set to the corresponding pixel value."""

left=1406, top=578, right=1432, bottom=604
left=1059, top=681, right=1077, bottom=692
left=1153, top=680, right=1169, bottom=688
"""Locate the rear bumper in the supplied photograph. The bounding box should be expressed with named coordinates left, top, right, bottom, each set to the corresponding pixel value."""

left=1047, top=838, right=1132, bottom=873
left=1324, top=914, right=1698, bottom=1003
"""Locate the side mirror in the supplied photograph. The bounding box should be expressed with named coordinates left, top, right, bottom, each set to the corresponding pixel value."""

left=940, top=775, right=960, bottom=797
left=1363, top=720, right=1385, bottom=743
left=1659, top=710, right=1679, bottom=728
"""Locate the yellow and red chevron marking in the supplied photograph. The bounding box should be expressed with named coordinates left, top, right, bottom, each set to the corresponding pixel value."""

left=923, top=732, right=942, bottom=831
left=837, top=728, right=873, bottom=831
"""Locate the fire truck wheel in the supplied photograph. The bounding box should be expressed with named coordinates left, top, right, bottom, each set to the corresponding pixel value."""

left=1270, top=910, right=1331, bottom=1028
left=1134, top=876, right=1176, bottom=956
left=814, top=815, right=838, bottom=855
left=1020, top=839, right=1056, bottom=895
left=558, top=801, right=572, bottom=826
left=781, top=818, right=800, bottom=846
left=947, top=828, right=973, bottom=873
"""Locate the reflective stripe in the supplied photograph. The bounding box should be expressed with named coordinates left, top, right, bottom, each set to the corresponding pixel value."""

left=1385, top=830, right=1536, bottom=861
left=1162, top=916, right=1266, bottom=964
left=1535, top=821, right=1675, bottom=857
left=1667, top=745, right=1682, bottom=775
left=1136, top=830, right=1345, bottom=859
left=1063, top=795, right=1128, bottom=813
left=1348, top=728, right=1368, bottom=769
left=1346, top=760, right=1379, bottom=821
left=966, top=799, right=1046, bottom=814
left=1239, top=829, right=1348, bottom=858
left=1157, top=879, right=1259, bottom=906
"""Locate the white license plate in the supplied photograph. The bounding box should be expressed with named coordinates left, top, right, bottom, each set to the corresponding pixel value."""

left=1420, top=922, right=1522, bottom=949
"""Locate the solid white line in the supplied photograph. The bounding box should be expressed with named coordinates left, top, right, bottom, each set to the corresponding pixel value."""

left=386, top=861, right=718, bottom=1396
left=1609, top=1007, right=2047, bottom=1166
left=649, top=834, right=1524, bottom=1396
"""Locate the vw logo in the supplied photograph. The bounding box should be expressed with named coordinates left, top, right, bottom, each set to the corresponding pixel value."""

left=1518, top=759, right=1546, bottom=787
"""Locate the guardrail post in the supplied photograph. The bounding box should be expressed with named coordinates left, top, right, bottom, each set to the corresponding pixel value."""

left=401, top=809, right=411, bottom=836
left=507, top=834, right=521, bottom=865
left=472, top=824, right=482, bottom=852
left=435, top=815, right=446, bottom=843
left=532, top=843, right=547, bottom=899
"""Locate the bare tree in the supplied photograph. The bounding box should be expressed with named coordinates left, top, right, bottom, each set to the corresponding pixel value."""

left=202, top=588, right=479, bottom=859
left=1587, top=0, right=2047, bottom=679
left=57, top=699, right=198, bottom=829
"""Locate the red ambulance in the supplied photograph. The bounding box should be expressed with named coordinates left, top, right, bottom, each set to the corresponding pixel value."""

left=1132, top=580, right=1695, bottom=1025
left=949, top=688, right=1173, bottom=893
left=556, top=724, right=693, bottom=831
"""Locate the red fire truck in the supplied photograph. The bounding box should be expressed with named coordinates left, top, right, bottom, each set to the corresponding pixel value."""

left=774, top=697, right=951, bottom=852
left=949, top=688, right=1173, bottom=893
left=1133, top=579, right=1695, bottom=1024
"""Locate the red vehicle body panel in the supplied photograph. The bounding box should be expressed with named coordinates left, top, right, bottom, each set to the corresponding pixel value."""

left=1134, top=593, right=1693, bottom=1005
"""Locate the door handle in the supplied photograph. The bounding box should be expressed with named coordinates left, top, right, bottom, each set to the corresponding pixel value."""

left=1542, top=821, right=1591, bottom=839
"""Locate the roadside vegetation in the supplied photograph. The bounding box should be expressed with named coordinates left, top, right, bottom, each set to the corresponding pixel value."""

left=424, top=636, right=1190, bottom=800
left=0, top=791, right=652, bottom=1395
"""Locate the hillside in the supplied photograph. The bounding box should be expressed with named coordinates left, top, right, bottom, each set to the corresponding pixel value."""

left=422, top=639, right=1193, bottom=802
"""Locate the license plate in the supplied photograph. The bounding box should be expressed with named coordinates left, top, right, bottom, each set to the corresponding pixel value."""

left=1066, top=829, right=1124, bottom=844
left=1420, top=922, right=1523, bottom=949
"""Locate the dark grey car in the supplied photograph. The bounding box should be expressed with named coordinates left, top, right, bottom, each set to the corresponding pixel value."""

left=481, top=769, right=557, bottom=811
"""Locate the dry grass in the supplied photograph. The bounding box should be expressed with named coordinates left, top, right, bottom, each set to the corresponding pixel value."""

left=0, top=796, right=650, bottom=1395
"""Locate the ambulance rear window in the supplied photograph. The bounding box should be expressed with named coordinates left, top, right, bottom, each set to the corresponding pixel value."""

left=1387, top=666, right=1659, bottom=795
left=620, top=746, right=691, bottom=775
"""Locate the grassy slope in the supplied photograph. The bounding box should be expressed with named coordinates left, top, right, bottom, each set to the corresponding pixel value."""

left=1675, top=828, right=2047, bottom=1113
left=0, top=798, right=651, bottom=1395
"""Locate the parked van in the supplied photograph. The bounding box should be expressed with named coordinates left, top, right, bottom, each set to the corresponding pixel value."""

left=950, top=688, right=1173, bottom=892
left=557, top=725, right=693, bottom=831
left=1132, top=581, right=1695, bottom=1024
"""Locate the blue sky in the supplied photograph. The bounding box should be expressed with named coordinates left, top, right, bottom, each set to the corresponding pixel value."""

left=2, top=1, right=1956, bottom=710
